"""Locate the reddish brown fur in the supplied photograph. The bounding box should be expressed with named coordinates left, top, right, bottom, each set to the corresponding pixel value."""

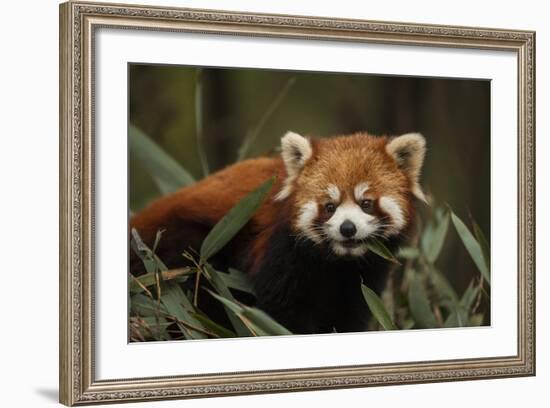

left=291, top=133, right=413, bottom=229
left=131, top=132, right=418, bottom=275
left=131, top=157, right=286, bottom=246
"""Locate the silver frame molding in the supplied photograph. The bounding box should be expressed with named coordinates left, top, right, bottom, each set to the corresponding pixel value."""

left=59, top=1, right=536, bottom=405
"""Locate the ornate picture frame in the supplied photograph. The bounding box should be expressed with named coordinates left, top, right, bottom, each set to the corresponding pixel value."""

left=59, top=1, right=535, bottom=405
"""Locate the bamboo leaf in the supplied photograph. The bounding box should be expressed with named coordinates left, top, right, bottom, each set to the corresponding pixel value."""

left=188, top=311, right=237, bottom=338
left=408, top=273, right=438, bottom=329
left=443, top=280, right=480, bottom=328
left=131, top=229, right=175, bottom=273
left=133, top=316, right=171, bottom=340
left=161, top=283, right=208, bottom=340
left=238, top=77, right=296, bottom=160
left=152, top=229, right=164, bottom=253
left=206, top=289, right=292, bottom=336
left=366, top=237, right=401, bottom=264
left=194, top=68, right=209, bottom=176
left=421, top=210, right=449, bottom=263
left=202, top=264, right=252, bottom=337
left=130, top=293, right=168, bottom=317
left=200, top=177, right=275, bottom=260
left=129, top=124, right=195, bottom=194
left=444, top=305, right=468, bottom=328
left=130, top=228, right=208, bottom=339
left=241, top=307, right=292, bottom=336
left=451, top=212, right=490, bottom=284
left=202, top=291, right=260, bottom=336
left=137, top=317, right=172, bottom=328
left=129, top=267, right=195, bottom=294
left=361, top=284, right=396, bottom=330
left=472, top=220, right=491, bottom=271
left=402, top=319, right=416, bottom=330
left=131, top=291, right=210, bottom=339
left=130, top=228, right=159, bottom=275
left=397, top=246, right=420, bottom=260
left=459, top=280, right=480, bottom=311
left=428, top=267, right=459, bottom=308
left=205, top=289, right=244, bottom=314
left=469, top=313, right=485, bottom=326
left=221, top=268, right=256, bottom=295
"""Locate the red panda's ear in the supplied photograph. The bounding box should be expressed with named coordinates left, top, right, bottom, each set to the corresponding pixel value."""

left=386, top=133, right=427, bottom=203
left=280, top=131, right=313, bottom=177
left=275, top=131, right=313, bottom=201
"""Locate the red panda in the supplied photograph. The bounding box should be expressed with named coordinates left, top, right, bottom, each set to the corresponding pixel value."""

left=130, top=131, right=426, bottom=334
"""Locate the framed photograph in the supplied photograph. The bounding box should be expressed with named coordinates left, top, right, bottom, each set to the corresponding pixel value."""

left=59, top=1, right=536, bottom=405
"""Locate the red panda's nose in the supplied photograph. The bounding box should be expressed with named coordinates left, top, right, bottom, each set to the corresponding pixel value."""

left=340, top=220, right=357, bottom=238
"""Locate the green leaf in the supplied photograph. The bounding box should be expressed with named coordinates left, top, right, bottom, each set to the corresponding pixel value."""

left=210, top=297, right=266, bottom=336
left=130, top=228, right=162, bottom=277
left=200, top=177, right=275, bottom=260
left=132, top=228, right=174, bottom=270
left=408, top=273, right=438, bottom=329
left=469, top=313, right=485, bottom=326
left=130, top=293, right=168, bottom=317
left=161, top=283, right=208, bottom=339
left=397, top=246, right=420, bottom=259
left=133, top=316, right=171, bottom=340
left=238, top=77, right=296, bottom=160
left=443, top=305, right=468, bottom=328
left=421, top=210, right=449, bottom=263
left=202, top=264, right=252, bottom=337
left=427, top=266, right=458, bottom=309
left=130, top=228, right=208, bottom=339
left=129, top=267, right=194, bottom=294
left=402, top=318, right=416, bottom=330
left=188, top=311, right=237, bottom=338
left=459, top=280, right=480, bottom=310
left=241, top=307, right=293, bottom=336
left=206, top=289, right=292, bottom=336
left=472, top=220, right=491, bottom=271
left=194, top=68, right=209, bottom=177
left=137, top=317, right=172, bottom=328
left=366, top=237, right=401, bottom=264
left=450, top=212, right=490, bottom=284
left=220, top=268, right=256, bottom=295
left=443, top=281, right=479, bottom=328
left=206, top=290, right=244, bottom=314
left=361, top=284, right=396, bottom=330
left=152, top=229, right=164, bottom=253
left=129, top=294, right=171, bottom=340
left=129, top=124, right=195, bottom=194
left=131, top=291, right=209, bottom=339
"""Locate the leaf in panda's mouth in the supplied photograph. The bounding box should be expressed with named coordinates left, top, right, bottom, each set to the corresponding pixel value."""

left=365, top=237, right=401, bottom=264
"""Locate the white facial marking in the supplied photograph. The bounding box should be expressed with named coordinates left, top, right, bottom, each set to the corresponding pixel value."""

left=295, top=200, right=321, bottom=243
left=350, top=244, right=368, bottom=257
left=330, top=240, right=368, bottom=257
left=379, top=196, right=405, bottom=236
left=326, top=202, right=377, bottom=242
left=354, top=182, right=370, bottom=201
left=331, top=243, right=347, bottom=256
left=326, top=184, right=341, bottom=202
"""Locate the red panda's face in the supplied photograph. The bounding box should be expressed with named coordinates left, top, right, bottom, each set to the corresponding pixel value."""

left=276, top=131, right=426, bottom=257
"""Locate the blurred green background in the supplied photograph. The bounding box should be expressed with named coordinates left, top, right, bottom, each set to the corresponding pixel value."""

left=129, top=63, right=490, bottom=298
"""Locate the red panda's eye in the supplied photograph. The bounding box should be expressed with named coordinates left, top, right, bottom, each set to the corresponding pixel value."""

left=360, top=199, right=374, bottom=213
left=325, top=203, right=336, bottom=214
